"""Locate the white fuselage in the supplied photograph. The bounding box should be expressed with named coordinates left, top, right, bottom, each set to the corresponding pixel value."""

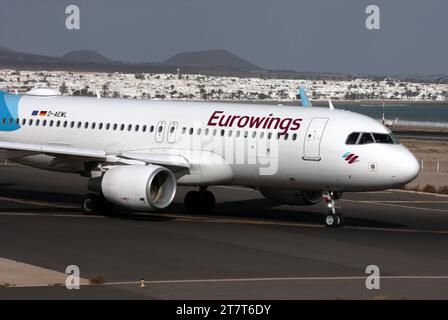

left=0, top=93, right=420, bottom=192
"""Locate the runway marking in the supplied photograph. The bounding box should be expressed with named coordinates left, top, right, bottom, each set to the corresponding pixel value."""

left=0, top=212, right=100, bottom=218
left=392, top=189, right=448, bottom=198
left=344, top=199, right=448, bottom=214
left=6, top=275, right=448, bottom=288
left=154, top=213, right=448, bottom=235
left=0, top=257, right=89, bottom=287
left=0, top=196, right=77, bottom=209
left=1, top=210, right=448, bottom=235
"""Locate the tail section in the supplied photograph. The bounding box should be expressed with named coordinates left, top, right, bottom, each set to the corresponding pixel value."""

left=298, top=86, right=313, bottom=107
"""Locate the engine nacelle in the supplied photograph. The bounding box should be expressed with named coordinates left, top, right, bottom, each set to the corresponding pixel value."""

left=259, top=188, right=322, bottom=206
left=101, top=165, right=177, bottom=210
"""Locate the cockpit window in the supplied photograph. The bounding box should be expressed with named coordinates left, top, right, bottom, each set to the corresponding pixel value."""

left=346, top=132, right=399, bottom=145
left=359, top=133, right=374, bottom=144
left=346, top=132, right=360, bottom=145
left=372, top=133, right=394, bottom=144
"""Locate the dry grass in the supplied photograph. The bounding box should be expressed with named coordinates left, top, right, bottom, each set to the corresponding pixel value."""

left=405, top=184, right=448, bottom=195
left=89, top=275, right=106, bottom=285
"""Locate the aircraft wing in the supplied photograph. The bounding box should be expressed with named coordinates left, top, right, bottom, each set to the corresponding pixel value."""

left=0, top=140, right=190, bottom=171
left=0, top=141, right=107, bottom=159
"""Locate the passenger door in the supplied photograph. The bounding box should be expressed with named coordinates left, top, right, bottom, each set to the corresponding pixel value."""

left=167, top=121, right=178, bottom=144
left=155, top=121, right=166, bottom=143
left=303, top=117, right=329, bottom=161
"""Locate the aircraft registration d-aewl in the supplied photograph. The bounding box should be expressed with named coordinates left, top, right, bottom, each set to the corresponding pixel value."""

left=0, top=88, right=419, bottom=227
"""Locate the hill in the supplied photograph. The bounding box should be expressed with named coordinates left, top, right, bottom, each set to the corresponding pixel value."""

left=165, top=49, right=260, bottom=71
left=61, top=50, right=111, bottom=64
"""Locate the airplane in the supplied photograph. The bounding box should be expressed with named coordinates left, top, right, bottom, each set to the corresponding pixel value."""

left=0, top=88, right=420, bottom=227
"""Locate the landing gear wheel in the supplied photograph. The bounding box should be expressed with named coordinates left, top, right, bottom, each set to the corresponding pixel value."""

left=81, top=193, right=114, bottom=216
left=325, top=214, right=339, bottom=228
left=81, top=193, right=100, bottom=215
left=184, top=191, right=200, bottom=212
left=202, top=191, right=216, bottom=212
left=184, top=190, right=216, bottom=213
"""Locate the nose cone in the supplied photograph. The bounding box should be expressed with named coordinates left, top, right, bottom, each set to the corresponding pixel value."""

left=390, top=146, right=420, bottom=186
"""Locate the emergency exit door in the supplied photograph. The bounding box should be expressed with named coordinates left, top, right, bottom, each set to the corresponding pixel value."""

left=303, top=118, right=329, bottom=161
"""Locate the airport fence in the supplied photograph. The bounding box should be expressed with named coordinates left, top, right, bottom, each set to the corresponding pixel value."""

left=419, top=160, right=448, bottom=173
left=394, top=120, right=448, bottom=129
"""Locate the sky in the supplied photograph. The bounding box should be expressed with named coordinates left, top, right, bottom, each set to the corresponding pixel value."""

left=0, top=0, right=447, bottom=75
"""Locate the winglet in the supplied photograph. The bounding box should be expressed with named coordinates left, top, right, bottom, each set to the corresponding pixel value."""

left=298, top=86, right=313, bottom=107
left=328, top=99, right=335, bottom=110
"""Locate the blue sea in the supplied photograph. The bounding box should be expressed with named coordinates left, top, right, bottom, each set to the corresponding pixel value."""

left=334, top=104, right=448, bottom=123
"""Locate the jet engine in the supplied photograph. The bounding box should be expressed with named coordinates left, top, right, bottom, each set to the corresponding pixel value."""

left=100, top=165, right=177, bottom=210
left=259, top=188, right=322, bottom=206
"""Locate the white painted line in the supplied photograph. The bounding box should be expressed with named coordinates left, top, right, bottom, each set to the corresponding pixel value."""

left=343, top=199, right=448, bottom=214
left=7, top=275, right=448, bottom=288
left=392, top=189, right=448, bottom=198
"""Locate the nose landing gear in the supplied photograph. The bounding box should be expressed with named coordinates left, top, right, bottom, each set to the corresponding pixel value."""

left=323, top=191, right=344, bottom=227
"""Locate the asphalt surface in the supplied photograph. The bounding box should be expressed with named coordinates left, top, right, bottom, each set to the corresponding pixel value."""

left=0, top=165, right=448, bottom=299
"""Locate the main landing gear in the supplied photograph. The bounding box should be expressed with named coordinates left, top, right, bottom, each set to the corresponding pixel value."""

left=81, top=193, right=114, bottom=216
left=322, top=191, right=344, bottom=228
left=184, top=187, right=216, bottom=213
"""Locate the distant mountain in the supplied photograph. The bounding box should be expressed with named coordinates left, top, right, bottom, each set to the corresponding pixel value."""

left=0, top=46, right=16, bottom=53
left=165, top=49, right=260, bottom=71
left=61, top=50, right=111, bottom=64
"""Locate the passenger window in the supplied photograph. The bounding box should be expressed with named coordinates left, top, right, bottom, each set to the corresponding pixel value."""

left=106, top=123, right=110, bottom=130
left=228, top=130, right=232, bottom=137
left=99, top=123, right=103, bottom=130
left=9, top=118, right=13, bottom=124
left=43, top=120, right=47, bottom=127
left=236, top=131, right=240, bottom=138
left=197, top=128, right=202, bottom=135
left=189, top=128, right=193, bottom=135
left=220, top=129, right=225, bottom=137
left=244, top=131, right=248, bottom=138
left=150, top=125, right=154, bottom=133
left=205, top=128, right=209, bottom=135
left=182, top=127, right=186, bottom=134
left=91, top=122, right=95, bottom=129
left=292, top=133, right=297, bottom=141
left=16, top=119, right=19, bottom=125
left=120, top=124, right=125, bottom=131
left=268, top=132, right=272, bottom=140
left=63, top=121, right=68, bottom=128
left=252, top=132, right=257, bottom=138
left=77, top=122, right=82, bottom=129
left=135, top=125, right=140, bottom=132
left=127, top=124, right=132, bottom=131
left=284, top=133, right=289, bottom=140
left=142, top=125, right=146, bottom=132
left=346, top=132, right=360, bottom=145
left=70, top=121, right=75, bottom=128
left=359, top=132, right=374, bottom=144
left=260, top=132, right=265, bottom=139
left=57, top=121, right=61, bottom=128
left=113, top=124, right=118, bottom=131
left=29, top=119, right=33, bottom=126
left=22, top=119, right=26, bottom=125
left=84, top=122, right=88, bottom=129
left=35, top=119, right=40, bottom=126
